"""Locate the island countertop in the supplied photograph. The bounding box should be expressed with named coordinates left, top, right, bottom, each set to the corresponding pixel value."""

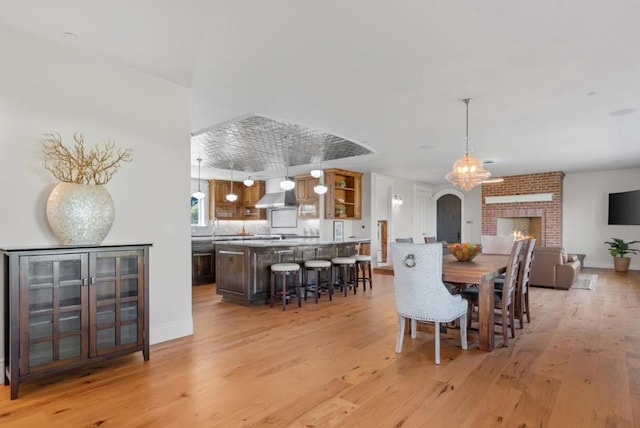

left=213, top=237, right=369, bottom=247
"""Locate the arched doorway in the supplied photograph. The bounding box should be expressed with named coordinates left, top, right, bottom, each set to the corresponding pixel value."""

left=436, top=193, right=462, bottom=243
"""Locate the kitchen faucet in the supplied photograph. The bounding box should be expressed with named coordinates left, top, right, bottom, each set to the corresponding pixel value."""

left=211, top=218, right=219, bottom=236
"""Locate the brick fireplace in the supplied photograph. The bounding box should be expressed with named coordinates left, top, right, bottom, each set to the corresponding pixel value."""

left=481, top=171, right=564, bottom=247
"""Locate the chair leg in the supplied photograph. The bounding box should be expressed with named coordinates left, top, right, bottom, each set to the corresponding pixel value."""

left=502, top=305, right=509, bottom=346
left=524, top=290, right=531, bottom=323
left=395, top=316, right=406, bottom=353
left=509, top=304, right=515, bottom=338
left=410, top=319, right=417, bottom=339
left=460, top=313, right=468, bottom=350
left=434, top=321, right=441, bottom=365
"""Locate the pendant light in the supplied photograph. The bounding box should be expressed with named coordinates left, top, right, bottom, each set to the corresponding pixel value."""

left=243, top=176, right=254, bottom=187
left=225, top=165, right=238, bottom=202
left=280, top=141, right=295, bottom=190
left=311, top=144, right=327, bottom=194
left=192, top=158, right=205, bottom=200
left=445, top=98, right=491, bottom=191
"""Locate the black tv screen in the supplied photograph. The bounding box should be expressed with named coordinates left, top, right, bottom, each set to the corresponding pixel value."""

left=608, top=190, right=640, bottom=225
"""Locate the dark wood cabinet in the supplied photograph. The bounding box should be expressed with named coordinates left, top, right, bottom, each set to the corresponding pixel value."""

left=216, top=247, right=247, bottom=299
left=2, top=244, right=150, bottom=399
left=192, top=240, right=215, bottom=285
left=324, top=168, right=362, bottom=220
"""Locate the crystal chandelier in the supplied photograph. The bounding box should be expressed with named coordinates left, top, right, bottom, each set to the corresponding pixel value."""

left=445, top=98, right=491, bottom=191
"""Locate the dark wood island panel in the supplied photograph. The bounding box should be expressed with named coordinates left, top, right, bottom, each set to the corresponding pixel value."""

left=215, top=240, right=368, bottom=306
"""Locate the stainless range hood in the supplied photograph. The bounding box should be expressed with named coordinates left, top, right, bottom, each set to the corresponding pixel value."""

left=255, top=177, right=296, bottom=209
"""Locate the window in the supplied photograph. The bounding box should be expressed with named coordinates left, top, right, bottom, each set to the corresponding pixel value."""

left=191, top=197, right=204, bottom=225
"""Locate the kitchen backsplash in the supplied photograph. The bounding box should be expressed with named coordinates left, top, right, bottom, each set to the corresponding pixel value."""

left=191, top=219, right=320, bottom=237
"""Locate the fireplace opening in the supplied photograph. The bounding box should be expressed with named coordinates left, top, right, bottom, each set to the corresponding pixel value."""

left=496, top=217, right=542, bottom=246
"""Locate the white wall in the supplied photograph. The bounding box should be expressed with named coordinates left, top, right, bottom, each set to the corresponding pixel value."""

left=0, top=26, right=194, bottom=363
left=564, top=168, right=640, bottom=270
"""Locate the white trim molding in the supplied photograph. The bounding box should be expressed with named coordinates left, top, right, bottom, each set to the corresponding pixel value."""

left=485, top=193, right=554, bottom=204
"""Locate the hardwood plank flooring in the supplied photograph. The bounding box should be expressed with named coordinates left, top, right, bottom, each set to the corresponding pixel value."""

left=1, top=267, right=639, bottom=427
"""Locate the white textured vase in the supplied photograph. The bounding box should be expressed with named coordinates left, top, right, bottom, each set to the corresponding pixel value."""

left=46, top=182, right=115, bottom=245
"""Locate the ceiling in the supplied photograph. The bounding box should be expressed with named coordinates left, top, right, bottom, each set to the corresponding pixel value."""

left=2, top=0, right=639, bottom=184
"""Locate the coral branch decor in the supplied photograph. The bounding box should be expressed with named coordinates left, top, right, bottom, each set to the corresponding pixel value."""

left=43, top=132, right=133, bottom=245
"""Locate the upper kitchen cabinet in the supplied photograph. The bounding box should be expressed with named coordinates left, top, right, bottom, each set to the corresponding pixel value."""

left=208, top=179, right=266, bottom=220
left=295, top=175, right=319, bottom=218
left=209, top=180, right=241, bottom=220
left=324, top=168, right=362, bottom=220
left=241, top=181, right=266, bottom=220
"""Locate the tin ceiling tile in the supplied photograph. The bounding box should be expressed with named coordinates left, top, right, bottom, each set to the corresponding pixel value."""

left=191, top=114, right=373, bottom=173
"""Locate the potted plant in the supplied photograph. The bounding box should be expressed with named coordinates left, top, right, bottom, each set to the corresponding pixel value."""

left=604, top=238, right=639, bottom=272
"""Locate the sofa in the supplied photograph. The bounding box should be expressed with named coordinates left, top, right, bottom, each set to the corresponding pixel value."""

left=529, top=246, right=581, bottom=289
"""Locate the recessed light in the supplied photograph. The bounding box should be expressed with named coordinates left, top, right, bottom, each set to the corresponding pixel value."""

left=62, top=32, right=79, bottom=40
left=586, top=91, right=597, bottom=96
left=418, top=144, right=434, bottom=150
left=610, top=108, right=638, bottom=117
left=483, top=160, right=494, bottom=164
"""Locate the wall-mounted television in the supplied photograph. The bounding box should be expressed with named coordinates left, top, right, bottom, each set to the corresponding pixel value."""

left=608, top=190, right=640, bottom=225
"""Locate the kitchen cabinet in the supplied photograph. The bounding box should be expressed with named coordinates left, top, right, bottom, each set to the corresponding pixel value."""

left=2, top=244, right=151, bottom=399
left=209, top=179, right=266, bottom=220
left=324, top=168, right=362, bottom=220
left=241, top=180, right=266, bottom=220
left=295, top=174, right=319, bottom=218
left=192, top=240, right=215, bottom=285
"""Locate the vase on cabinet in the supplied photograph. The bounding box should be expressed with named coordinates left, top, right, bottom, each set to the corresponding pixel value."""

left=46, top=182, right=115, bottom=245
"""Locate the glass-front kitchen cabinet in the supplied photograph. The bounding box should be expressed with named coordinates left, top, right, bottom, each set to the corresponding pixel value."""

left=2, top=244, right=151, bottom=399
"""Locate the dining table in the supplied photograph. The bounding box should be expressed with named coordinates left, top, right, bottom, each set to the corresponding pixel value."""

left=442, top=253, right=509, bottom=351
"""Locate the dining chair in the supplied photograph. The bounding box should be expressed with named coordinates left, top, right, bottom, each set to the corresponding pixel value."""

left=493, top=238, right=536, bottom=328
left=461, top=239, right=523, bottom=347
left=424, top=236, right=437, bottom=243
left=396, top=237, right=413, bottom=243
left=391, top=242, right=468, bottom=364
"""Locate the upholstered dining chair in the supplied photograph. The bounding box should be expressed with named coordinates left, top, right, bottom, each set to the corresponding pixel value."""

left=461, top=239, right=523, bottom=347
left=391, top=242, right=468, bottom=364
left=396, top=237, right=413, bottom=243
left=424, top=236, right=437, bottom=243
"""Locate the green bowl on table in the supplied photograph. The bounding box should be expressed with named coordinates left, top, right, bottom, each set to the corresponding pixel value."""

left=448, top=243, right=481, bottom=262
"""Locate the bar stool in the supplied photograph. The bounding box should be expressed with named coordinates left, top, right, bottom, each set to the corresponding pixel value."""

left=331, top=257, right=356, bottom=297
left=303, top=260, right=333, bottom=303
left=270, top=263, right=301, bottom=310
left=354, top=254, right=372, bottom=291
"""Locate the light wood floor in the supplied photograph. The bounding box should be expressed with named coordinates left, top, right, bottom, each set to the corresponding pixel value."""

left=2, top=268, right=640, bottom=427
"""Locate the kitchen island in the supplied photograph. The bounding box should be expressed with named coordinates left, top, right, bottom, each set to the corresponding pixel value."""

left=214, top=238, right=370, bottom=306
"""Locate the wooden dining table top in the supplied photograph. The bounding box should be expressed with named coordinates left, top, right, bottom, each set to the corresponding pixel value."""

left=442, top=253, right=509, bottom=284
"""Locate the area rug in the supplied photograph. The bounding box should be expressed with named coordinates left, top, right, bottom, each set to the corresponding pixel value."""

left=572, top=273, right=598, bottom=290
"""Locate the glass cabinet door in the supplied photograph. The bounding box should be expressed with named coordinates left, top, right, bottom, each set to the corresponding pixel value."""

left=20, top=253, right=88, bottom=373
left=89, top=250, right=144, bottom=357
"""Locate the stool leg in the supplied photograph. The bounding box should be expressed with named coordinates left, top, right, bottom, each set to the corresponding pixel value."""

left=303, top=268, right=308, bottom=301
left=314, top=268, right=319, bottom=303
left=328, top=268, right=333, bottom=301
left=270, top=272, right=275, bottom=308
left=282, top=273, right=287, bottom=311
left=355, top=262, right=361, bottom=291
left=352, top=265, right=357, bottom=295
left=367, top=262, right=372, bottom=290
left=296, top=271, right=301, bottom=308
left=342, top=265, right=348, bottom=297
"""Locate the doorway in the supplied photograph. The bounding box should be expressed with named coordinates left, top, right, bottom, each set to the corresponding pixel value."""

left=437, top=194, right=461, bottom=243
left=377, top=220, right=388, bottom=264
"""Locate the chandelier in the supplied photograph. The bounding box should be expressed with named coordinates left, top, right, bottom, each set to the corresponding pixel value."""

left=445, top=98, right=491, bottom=190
